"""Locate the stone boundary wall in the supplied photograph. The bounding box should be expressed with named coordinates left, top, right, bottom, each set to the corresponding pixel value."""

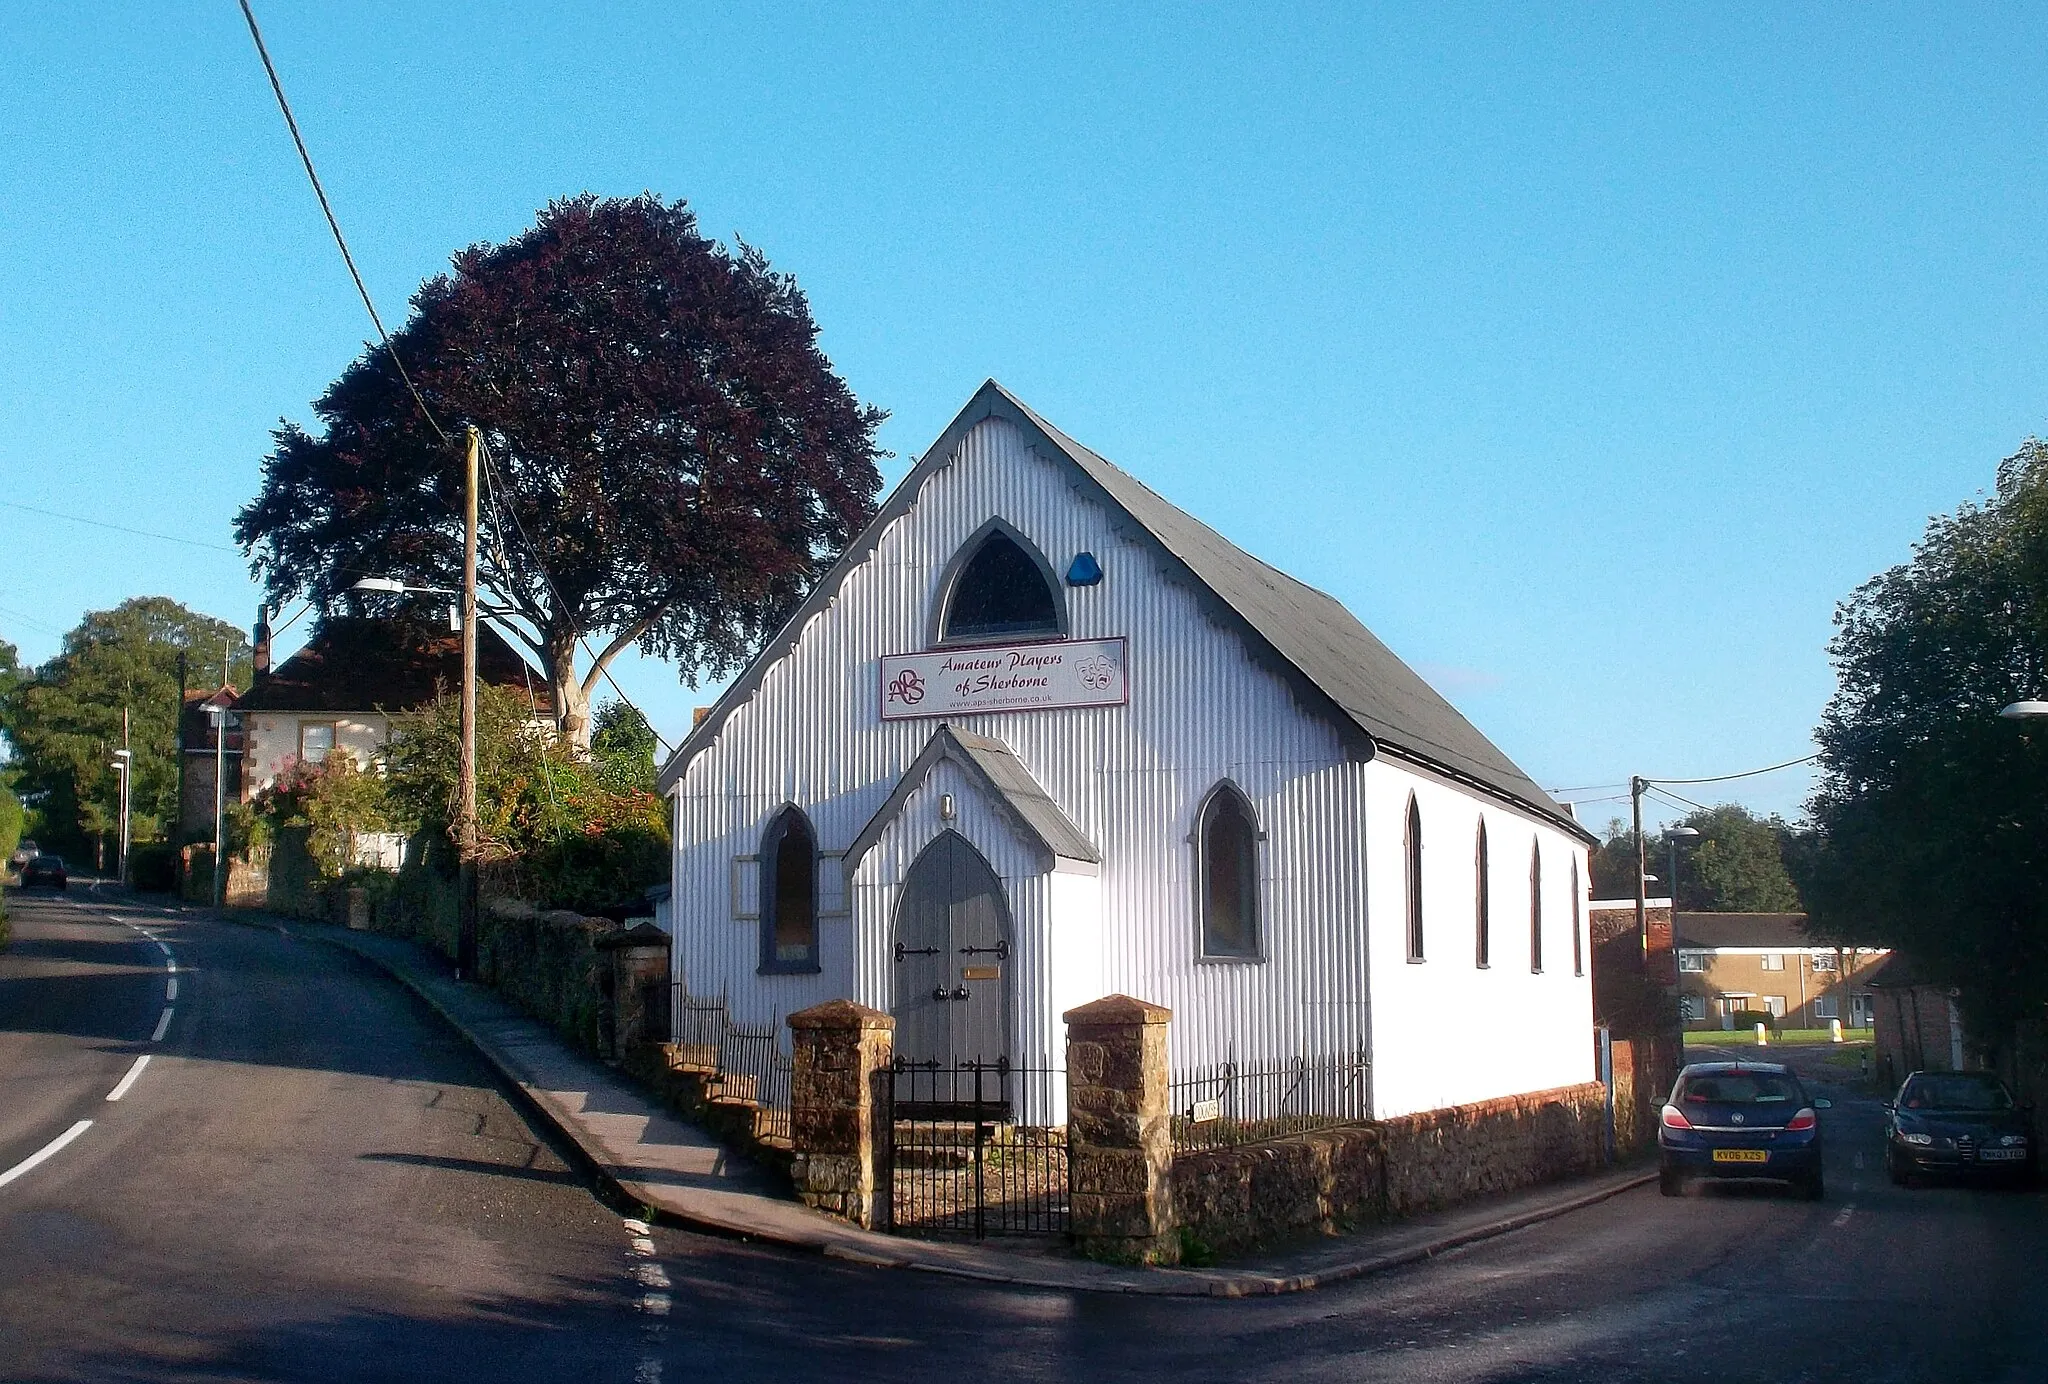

left=1171, top=1082, right=1607, bottom=1257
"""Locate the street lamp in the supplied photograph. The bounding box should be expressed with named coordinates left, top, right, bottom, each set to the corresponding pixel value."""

left=1664, top=826, right=1700, bottom=910
left=1999, top=701, right=2048, bottom=719
left=204, top=702, right=234, bottom=909
left=109, top=749, right=132, bottom=885
left=350, top=424, right=482, bottom=977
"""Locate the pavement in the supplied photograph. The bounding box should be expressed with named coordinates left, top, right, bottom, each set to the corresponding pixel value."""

left=204, top=902, right=1657, bottom=1297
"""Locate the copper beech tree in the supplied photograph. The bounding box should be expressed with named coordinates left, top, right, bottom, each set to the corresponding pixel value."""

left=237, top=194, right=885, bottom=744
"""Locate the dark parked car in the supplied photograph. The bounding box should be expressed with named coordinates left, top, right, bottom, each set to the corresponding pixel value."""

left=1886, top=1071, right=2036, bottom=1186
left=18, top=854, right=67, bottom=889
left=1659, top=1061, right=1831, bottom=1199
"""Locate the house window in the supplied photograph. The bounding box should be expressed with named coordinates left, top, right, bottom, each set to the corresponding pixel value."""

left=1198, top=784, right=1261, bottom=959
left=298, top=722, right=337, bottom=764
left=759, top=807, right=819, bottom=973
left=1473, top=818, right=1490, bottom=968
left=1813, top=996, right=1840, bottom=1020
left=1529, top=841, right=1543, bottom=973
left=1570, top=859, right=1584, bottom=977
left=1404, top=795, right=1424, bottom=962
left=1678, top=951, right=1707, bottom=973
left=1811, top=952, right=1839, bottom=973
left=1760, top=953, right=1786, bottom=972
left=941, top=523, right=1064, bottom=643
left=1761, top=996, right=1786, bottom=1018
left=1680, top=994, right=1706, bottom=1022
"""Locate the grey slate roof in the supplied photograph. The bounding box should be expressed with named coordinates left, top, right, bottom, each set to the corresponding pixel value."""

left=844, top=725, right=1101, bottom=875
left=659, top=381, right=1587, bottom=840
left=1673, top=912, right=1816, bottom=950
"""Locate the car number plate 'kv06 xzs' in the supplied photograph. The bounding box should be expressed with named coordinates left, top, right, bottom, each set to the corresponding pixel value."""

left=1712, top=1149, right=1770, bottom=1164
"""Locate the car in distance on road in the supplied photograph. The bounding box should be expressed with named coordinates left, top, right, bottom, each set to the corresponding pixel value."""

left=1659, top=1061, right=1831, bottom=1200
left=18, top=854, right=68, bottom=889
left=9, top=838, right=39, bottom=870
left=1886, top=1071, right=2036, bottom=1187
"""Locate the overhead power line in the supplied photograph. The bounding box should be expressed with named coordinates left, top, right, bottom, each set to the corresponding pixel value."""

left=0, top=499, right=239, bottom=553
left=236, top=0, right=452, bottom=449
left=1646, top=754, right=1818, bottom=787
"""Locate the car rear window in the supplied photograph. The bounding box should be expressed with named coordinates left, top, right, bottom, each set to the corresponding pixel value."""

left=1678, top=1072, right=1801, bottom=1105
left=1900, top=1075, right=2013, bottom=1111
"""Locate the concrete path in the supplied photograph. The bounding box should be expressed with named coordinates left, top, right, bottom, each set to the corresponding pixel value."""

left=217, top=902, right=1655, bottom=1296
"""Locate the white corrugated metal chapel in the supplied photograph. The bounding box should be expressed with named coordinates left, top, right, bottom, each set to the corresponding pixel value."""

left=656, top=382, right=1597, bottom=1122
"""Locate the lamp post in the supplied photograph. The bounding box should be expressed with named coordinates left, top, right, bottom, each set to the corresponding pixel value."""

left=1999, top=701, right=2048, bottom=719
left=205, top=702, right=233, bottom=908
left=352, top=423, right=483, bottom=977
left=1665, top=826, right=1700, bottom=911
left=109, top=749, right=132, bottom=885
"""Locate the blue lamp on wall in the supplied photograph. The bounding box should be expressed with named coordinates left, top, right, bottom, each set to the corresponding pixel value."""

left=1065, top=552, right=1103, bottom=587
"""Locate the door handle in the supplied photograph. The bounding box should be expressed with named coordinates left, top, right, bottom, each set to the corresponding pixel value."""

left=950, top=986, right=970, bottom=1001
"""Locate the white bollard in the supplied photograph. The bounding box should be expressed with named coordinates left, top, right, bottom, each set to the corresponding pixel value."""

left=1830, top=1018, right=1844, bottom=1044
left=1755, top=1021, right=1769, bottom=1047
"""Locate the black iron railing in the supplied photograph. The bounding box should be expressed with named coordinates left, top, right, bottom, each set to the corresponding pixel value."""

left=670, top=987, right=793, bottom=1144
left=885, top=1057, right=1068, bottom=1239
left=1168, top=1048, right=1371, bottom=1155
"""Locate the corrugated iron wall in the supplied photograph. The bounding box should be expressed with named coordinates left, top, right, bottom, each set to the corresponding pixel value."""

left=672, top=416, right=1590, bottom=1118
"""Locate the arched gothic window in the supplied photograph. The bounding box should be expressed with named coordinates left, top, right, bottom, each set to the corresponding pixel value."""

left=759, top=806, right=819, bottom=973
left=1474, top=818, right=1491, bottom=968
left=1198, top=784, right=1261, bottom=958
left=941, top=523, right=1064, bottom=642
left=1405, top=795, right=1424, bottom=962
left=1529, top=841, right=1544, bottom=974
left=1571, top=859, right=1584, bottom=977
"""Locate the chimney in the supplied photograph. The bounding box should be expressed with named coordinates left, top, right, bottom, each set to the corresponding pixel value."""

left=253, top=604, right=272, bottom=682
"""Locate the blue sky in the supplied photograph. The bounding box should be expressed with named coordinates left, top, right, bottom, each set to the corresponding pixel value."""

left=4, top=4, right=2045, bottom=830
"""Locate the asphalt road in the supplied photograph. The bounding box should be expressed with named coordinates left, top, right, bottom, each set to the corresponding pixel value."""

left=4, top=885, right=2044, bottom=1383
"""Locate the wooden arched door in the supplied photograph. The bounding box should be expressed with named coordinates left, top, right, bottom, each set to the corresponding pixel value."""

left=890, top=831, right=1013, bottom=1065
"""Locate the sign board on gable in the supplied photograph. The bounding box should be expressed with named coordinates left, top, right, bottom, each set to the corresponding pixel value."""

left=880, top=638, right=1128, bottom=720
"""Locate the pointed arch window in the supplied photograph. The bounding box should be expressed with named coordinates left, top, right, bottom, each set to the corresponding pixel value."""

left=940, top=522, right=1065, bottom=643
left=1198, top=783, right=1261, bottom=959
left=759, top=806, right=819, bottom=974
left=1571, top=858, right=1584, bottom=977
left=1474, top=818, right=1491, bottom=968
left=1404, top=795, right=1425, bottom=963
left=1529, top=841, right=1545, bottom=974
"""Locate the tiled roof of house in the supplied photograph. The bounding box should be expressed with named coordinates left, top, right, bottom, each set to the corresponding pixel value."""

left=237, top=615, right=552, bottom=716
left=1673, top=912, right=1816, bottom=950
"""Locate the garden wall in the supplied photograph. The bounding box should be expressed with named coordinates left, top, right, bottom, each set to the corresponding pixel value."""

left=1171, top=1082, right=1607, bottom=1257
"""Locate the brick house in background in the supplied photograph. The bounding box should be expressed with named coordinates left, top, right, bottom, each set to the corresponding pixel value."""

left=1673, top=911, right=1886, bottom=1031
left=234, top=610, right=553, bottom=798
left=1863, top=952, right=1968, bottom=1088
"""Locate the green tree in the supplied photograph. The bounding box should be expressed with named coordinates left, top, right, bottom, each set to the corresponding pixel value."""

left=1588, top=806, right=1804, bottom=911
left=1805, top=439, right=2048, bottom=1044
left=0, top=599, right=251, bottom=857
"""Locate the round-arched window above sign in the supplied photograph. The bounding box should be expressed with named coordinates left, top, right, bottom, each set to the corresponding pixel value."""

left=940, top=523, right=1066, bottom=643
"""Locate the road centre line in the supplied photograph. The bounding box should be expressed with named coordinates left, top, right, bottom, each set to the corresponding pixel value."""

left=106, top=1055, right=152, bottom=1102
left=0, top=1121, right=94, bottom=1190
left=151, top=1008, right=174, bottom=1042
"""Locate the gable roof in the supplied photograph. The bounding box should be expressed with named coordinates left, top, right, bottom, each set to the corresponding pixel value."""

left=1673, top=912, right=1816, bottom=950
left=238, top=615, right=552, bottom=716
left=659, top=381, right=1588, bottom=840
left=843, top=725, right=1100, bottom=876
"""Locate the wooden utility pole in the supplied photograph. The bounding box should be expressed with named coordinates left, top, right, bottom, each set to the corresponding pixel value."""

left=1631, top=775, right=1648, bottom=960
left=458, top=427, right=481, bottom=978
left=457, top=425, right=481, bottom=978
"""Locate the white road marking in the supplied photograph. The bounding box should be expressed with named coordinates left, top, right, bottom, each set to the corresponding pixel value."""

left=634, top=1261, right=671, bottom=1290
left=624, top=1216, right=670, bottom=1376
left=639, top=1294, right=672, bottom=1316
left=165, top=977, right=178, bottom=1002
left=1832, top=1203, right=1855, bottom=1228
left=106, top=1054, right=151, bottom=1102
left=151, top=1008, right=174, bottom=1042
left=0, top=1120, right=93, bottom=1189
left=632, top=1235, right=656, bottom=1255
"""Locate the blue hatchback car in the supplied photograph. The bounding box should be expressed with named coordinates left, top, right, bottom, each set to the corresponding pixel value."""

left=1659, top=1061, right=1831, bottom=1200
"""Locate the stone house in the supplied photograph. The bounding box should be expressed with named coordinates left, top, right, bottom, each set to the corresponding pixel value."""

left=1674, top=911, right=1886, bottom=1031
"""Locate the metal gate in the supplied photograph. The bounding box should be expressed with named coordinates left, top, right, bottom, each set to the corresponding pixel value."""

left=884, top=1057, right=1068, bottom=1239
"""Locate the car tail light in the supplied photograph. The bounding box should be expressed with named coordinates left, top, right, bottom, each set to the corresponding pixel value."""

left=1661, top=1104, right=1692, bottom=1130
left=1785, top=1107, right=1817, bottom=1132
